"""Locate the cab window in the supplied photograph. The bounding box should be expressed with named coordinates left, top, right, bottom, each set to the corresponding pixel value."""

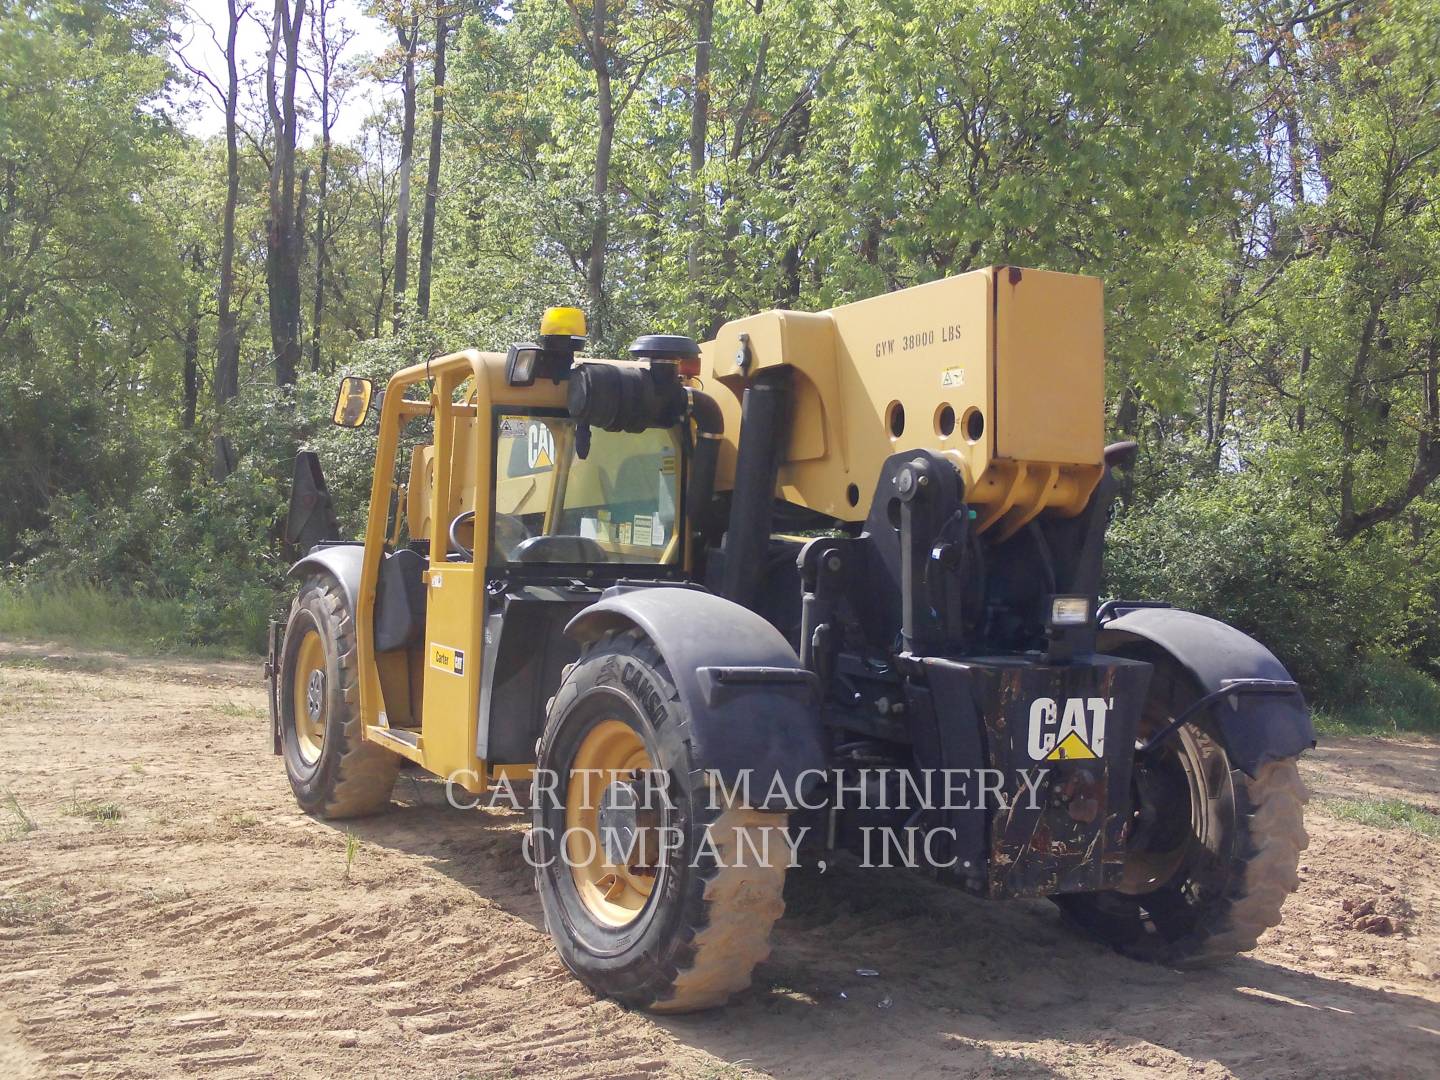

left=491, top=412, right=682, bottom=566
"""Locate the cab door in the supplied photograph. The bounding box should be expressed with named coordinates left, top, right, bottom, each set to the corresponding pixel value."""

left=418, top=364, right=485, bottom=787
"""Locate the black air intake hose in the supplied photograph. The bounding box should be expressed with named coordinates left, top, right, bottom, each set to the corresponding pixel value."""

left=568, top=361, right=685, bottom=432
left=686, top=388, right=724, bottom=546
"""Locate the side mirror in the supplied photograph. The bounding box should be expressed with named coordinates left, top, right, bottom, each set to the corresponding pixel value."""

left=332, top=376, right=374, bottom=427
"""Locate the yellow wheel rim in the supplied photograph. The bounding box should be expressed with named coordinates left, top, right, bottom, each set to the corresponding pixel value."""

left=291, top=628, right=327, bottom=766
left=565, top=719, right=658, bottom=927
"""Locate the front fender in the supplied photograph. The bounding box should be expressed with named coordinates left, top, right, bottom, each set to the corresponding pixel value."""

left=288, top=543, right=365, bottom=610
left=1099, top=606, right=1315, bottom=776
left=566, top=585, right=826, bottom=810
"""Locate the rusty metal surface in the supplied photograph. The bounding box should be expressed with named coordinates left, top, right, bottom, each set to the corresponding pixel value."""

left=921, top=655, right=1150, bottom=900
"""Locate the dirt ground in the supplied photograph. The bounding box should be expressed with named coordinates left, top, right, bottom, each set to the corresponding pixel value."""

left=0, top=639, right=1437, bottom=1079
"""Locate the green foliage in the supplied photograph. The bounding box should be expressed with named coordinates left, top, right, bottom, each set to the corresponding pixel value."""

left=0, top=0, right=183, bottom=552
left=62, top=791, right=124, bottom=822
left=297, top=327, right=447, bottom=532
left=1, top=790, right=36, bottom=839
left=1313, top=654, right=1440, bottom=735
left=1105, top=467, right=1432, bottom=702
left=12, top=451, right=286, bottom=652
left=1319, top=797, right=1440, bottom=841
left=343, top=829, right=360, bottom=880
left=0, top=583, right=194, bottom=651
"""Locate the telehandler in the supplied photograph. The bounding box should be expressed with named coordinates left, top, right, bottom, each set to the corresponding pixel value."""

left=267, top=266, right=1312, bottom=1012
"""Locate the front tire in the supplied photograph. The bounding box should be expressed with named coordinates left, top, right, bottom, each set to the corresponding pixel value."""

left=1056, top=658, right=1309, bottom=965
left=533, top=627, right=789, bottom=1012
left=278, top=574, right=399, bottom=819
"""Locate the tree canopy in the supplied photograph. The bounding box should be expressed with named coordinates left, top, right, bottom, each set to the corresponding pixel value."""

left=1, top=0, right=1439, bottom=707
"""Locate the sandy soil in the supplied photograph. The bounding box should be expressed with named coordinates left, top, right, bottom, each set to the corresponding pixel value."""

left=0, top=638, right=1437, bottom=1079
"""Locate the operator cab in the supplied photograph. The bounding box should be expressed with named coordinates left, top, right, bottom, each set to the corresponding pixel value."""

left=308, top=307, right=707, bottom=786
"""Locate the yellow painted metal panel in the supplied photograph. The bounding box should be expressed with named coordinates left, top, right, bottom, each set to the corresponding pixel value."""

left=993, top=268, right=1104, bottom=466
left=355, top=350, right=566, bottom=761
left=700, top=266, right=1104, bottom=529
left=419, top=562, right=483, bottom=783
left=705, top=270, right=994, bottom=521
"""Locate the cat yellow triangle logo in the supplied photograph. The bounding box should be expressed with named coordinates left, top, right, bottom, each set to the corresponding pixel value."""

left=1046, top=731, right=1098, bottom=761
left=532, top=444, right=552, bottom=468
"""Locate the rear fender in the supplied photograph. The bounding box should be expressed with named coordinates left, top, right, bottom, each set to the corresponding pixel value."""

left=565, top=586, right=825, bottom=810
left=1099, top=606, right=1315, bottom=776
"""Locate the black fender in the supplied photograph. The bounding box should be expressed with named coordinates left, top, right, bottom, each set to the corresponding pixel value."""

left=1099, top=606, right=1315, bottom=776
left=290, top=543, right=426, bottom=654
left=565, top=586, right=825, bottom=810
left=289, top=542, right=365, bottom=609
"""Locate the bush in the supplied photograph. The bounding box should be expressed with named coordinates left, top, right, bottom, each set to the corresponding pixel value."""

left=12, top=426, right=289, bottom=655
left=2, top=334, right=444, bottom=655
left=1105, top=474, right=1426, bottom=704
left=1317, top=653, right=1440, bottom=734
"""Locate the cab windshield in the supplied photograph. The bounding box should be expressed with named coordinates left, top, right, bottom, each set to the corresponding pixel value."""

left=490, top=411, right=682, bottom=566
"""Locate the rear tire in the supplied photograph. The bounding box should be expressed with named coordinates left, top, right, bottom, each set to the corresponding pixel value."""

left=278, top=574, right=399, bottom=819
left=533, top=627, right=789, bottom=1012
left=1056, top=658, right=1309, bottom=965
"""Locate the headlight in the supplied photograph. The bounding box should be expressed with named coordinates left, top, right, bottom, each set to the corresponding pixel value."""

left=1049, top=596, right=1092, bottom=628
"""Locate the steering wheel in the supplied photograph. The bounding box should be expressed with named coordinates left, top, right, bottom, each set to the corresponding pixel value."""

left=448, top=510, right=476, bottom=561
left=447, top=510, right=532, bottom=562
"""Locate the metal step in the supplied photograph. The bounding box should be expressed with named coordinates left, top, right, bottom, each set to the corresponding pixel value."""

left=366, top=725, right=424, bottom=763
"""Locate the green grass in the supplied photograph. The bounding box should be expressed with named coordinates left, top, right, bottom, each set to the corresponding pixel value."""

left=0, top=891, right=66, bottom=931
left=217, top=699, right=266, bottom=719
left=1319, top=797, right=1440, bottom=839
left=343, top=831, right=361, bottom=879
left=1311, top=708, right=1400, bottom=739
left=2, top=791, right=36, bottom=840
left=0, top=583, right=259, bottom=658
left=1313, top=703, right=1440, bottom=739
left=1313, top=653, right=1440, bottom=737
left=62, top=793, right=124, bottom=823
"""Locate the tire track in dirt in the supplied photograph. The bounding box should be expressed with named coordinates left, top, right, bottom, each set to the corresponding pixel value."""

left=1, top=644, right=1438, bottom=1078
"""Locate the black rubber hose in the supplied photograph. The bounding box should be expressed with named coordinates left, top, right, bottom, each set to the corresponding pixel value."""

left=720, top=370, right=791, bottom=606
left=685, top=388, right=724, bottom=547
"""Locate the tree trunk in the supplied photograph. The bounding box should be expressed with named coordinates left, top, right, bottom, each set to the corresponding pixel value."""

left=729, top=4, right=767, bottom=162
left=1210, top=361, right=1230, bottom=472
left=214, top=0, right=243, bottom=405
left=266, top=0, right=307, bottom=387
left=295, top=163, right=308, bottom=296
left=416, top=8, right=449, bottom=319
left=584, top=0, right=613, bottom=343
left=685, top=0, right=713, bottom=292
left=392, top=14, right=419, bottom=328
left=1296, top=346, right=1310, bottom=434
left=310, top=0, right=335, bottom=372
left=182, top=300, right=199, bottom=430
left=373, top=217, right=390, bottom=339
